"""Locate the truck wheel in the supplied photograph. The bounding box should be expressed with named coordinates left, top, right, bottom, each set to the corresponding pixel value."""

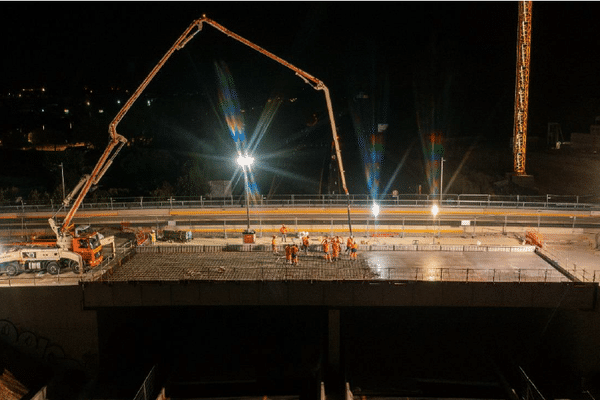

left=71, top=261, right=81, bottom=274
left=46, top=261, right=60, bottom=275
left=6, top=263, right=19, bottom=276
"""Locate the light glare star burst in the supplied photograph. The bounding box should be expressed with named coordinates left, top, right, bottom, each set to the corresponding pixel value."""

left=214, top=62, right=286, bottom=201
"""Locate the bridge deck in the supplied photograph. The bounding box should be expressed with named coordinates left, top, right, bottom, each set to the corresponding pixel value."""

left=109, top=249, right=569, bottom=283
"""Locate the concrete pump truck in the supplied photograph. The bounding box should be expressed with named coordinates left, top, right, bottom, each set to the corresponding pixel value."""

left=0, top=117, right=126, bottom=276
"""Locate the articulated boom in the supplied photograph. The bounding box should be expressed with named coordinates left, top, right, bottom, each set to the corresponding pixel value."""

left=104, top=15, right=352, bottom=233
left=51, top=15, right=353, bottom=257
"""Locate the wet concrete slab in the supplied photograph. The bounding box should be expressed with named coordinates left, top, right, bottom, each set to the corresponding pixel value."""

left=110, top=249, right=568, bottom=283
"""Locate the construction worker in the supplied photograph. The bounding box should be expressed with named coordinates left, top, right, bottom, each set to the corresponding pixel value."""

left=291, top=243, right=299, bottom=265
left=285, top=244, right=292, bottom=264
left=150, top=230, right=156, bottom=245
left=271, top=235, right=278, bottom=255
left=280, top=224, right=288, bottom=242
left=332, top=238, right=340, bottom=261
left=351, top=241, right=358, bottom=260
left=346, top=236, right=354, bottom=254
left=321, top=237, right=332, bottom=262
left=301, top=235, right=310, bottom=254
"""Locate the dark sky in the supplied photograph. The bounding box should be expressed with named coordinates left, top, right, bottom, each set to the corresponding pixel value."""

left=3, top=2, right=598, bottom=128
left=2, top=1, right=600, bottom=194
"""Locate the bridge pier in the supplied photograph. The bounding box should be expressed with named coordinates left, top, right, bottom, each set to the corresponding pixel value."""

left=327, top=308, right=342, bottom=398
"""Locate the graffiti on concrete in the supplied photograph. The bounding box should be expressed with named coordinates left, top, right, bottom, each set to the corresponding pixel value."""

left=0, top=319, right=81, bottom=370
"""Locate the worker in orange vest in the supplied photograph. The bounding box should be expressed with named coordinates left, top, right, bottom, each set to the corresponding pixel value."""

left=332, top=238, right=340, bottom=261
left=271, top=235, right=278, bottom=255
left=351, top=241, right=358, bottom=260
left=346, top=236, right=354, bottom=254
left=321, top=237, right=331, bottom=262
left=285, top=244, right=292, bottom=264
left=291, top=243, right=299, bottom=265
left=301, top=235, right=310, bottom=254
left=280, top=224, right=288, bottom=242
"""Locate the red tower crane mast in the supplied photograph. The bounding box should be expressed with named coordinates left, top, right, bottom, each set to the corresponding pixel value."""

left=512, top=1, right=533, bottom=176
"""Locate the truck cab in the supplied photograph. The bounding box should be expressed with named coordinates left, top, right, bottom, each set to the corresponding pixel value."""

left=72, top=233, right=103, bottom=269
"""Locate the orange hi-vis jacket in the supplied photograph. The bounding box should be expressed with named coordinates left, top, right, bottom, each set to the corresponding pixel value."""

left=332, top=241, right=340, bottom=252
left=285, top=245, right=292, bottom=260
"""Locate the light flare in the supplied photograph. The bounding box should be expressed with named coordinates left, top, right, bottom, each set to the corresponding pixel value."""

left=350, top=96, right=387, bottom=202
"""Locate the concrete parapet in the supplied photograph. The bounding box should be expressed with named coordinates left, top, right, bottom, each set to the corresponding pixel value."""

left=418, top=244, right=442, bottom=251
left=369, top=245, right=394, bottom=251
left=136, top=243, right=535, bottom=254
left=441, top=245, right=464, bottom=252
left=394, top=245, right=418, bottom=251
left=464, top=245, right=486, bottom=252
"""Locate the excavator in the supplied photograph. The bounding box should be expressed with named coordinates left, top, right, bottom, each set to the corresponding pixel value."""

left=2, top=15, right=352, bottom=276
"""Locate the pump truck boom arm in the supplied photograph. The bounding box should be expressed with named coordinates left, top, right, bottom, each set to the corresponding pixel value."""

left=107, top=16, right=349, bottom=198
left=55, top=133, right=126, bottom=235
left=58, top=15, right=352, bottom=237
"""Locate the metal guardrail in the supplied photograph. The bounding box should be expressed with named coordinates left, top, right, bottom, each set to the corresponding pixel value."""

left=0, top=272, right=81, bottom=287
left=133, top=365, right=159, bottom=400
left=536, top=246, right=600, bottom=283
left=1, top=193, right=599, bottom=213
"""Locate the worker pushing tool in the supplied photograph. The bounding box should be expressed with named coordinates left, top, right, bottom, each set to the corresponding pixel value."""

left=332, top=237, right=340, bottom=261
left=301, top=235, right=310, bottom=254
left=321, top=237, right=332, bottom=263
left=351, top=241, right=358, bottom=260
left=346, top=236, right=354, bottom=254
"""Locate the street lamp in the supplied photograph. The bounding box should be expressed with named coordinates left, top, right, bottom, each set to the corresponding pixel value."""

left=431, top=204, right=439, bottom=243
left=59, top=163, right=66, bottom=201
left=371, top=202, right=380, bottom=218
left=371, top=202, right=380, bottom=240
left=236, top=154, right=255, bottom=236
left=440, top=157, right=445, bottom=205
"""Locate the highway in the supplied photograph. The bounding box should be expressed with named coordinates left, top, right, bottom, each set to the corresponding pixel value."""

left=1, top=205, right=600, bottom=239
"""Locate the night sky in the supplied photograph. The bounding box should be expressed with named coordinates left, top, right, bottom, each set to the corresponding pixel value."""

left=2, top=2, right=600, bottom=195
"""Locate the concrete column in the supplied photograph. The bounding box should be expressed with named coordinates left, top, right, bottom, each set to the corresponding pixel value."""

left=328, top=308, right=341, bottom=397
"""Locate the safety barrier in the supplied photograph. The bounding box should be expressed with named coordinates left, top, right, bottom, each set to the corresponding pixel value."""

left=369, top=245, right=394, bottom=251
left=536, top=246, right=600, bottom=283
left=133, top=244, right=536, bottom=254
left=0, top=274, right=81, bottom=287
left=394, top=244, right=418, bottom=251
